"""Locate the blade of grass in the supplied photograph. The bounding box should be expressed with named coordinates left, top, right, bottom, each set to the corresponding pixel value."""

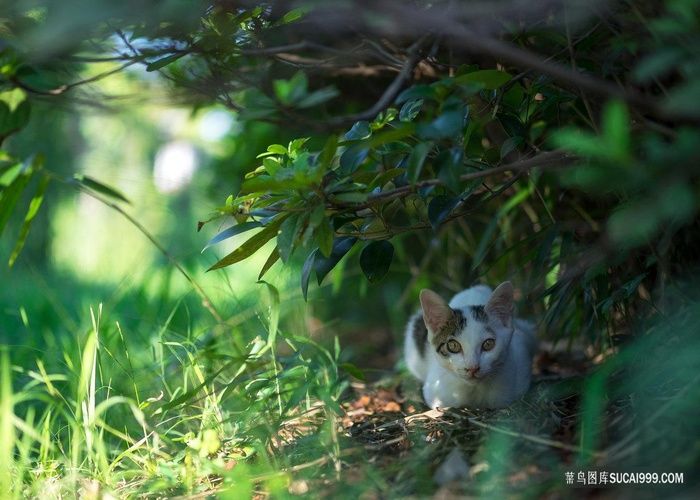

left=0, top=349, right=15, bottom=497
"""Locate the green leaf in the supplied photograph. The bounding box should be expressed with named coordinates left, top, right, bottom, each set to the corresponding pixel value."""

left=288, top=137, right=310, bottom=155
left=208, top=216, right=286, bottom=271
left=258, top=247, right=280, bottom=280
left=314, top=237, right=356, bottom=284
left=370, top=168, right=404, bottom=190
left=9, top=100, right=30, bottom=134
left=664, top=79, right=700, bottom=118
left=258, top=281, right=280, bottom=347
left=299, top=213, right=319, bottom=250
left=318, top=135, right=338, bottom=169
left=262, top=157, right=281, bottom=176
left=277, top=214, right=301, bottom=263
left=309, top=203, right=325, bottom=225
left=366, top=123, right=416, bottom=147
left=406, top=141, right=432, bottom=182
left=428, top=195, right=460, bottom=230
left=146, top=52, right=185, bottom=72
left=239, top=88, right=277, bottom=120
left=0, top=89, right=26, bottom=111
left=0, top=103, right=10, bottom=135
left=8, top=173, right=49, bottom=267
left=329, top=191, right=368, bottom=203
left=395, top=84, right=438, bottom=104
left=344, top=121, right=371, bottom=141
left=371, top=108, right=397, bottom=130
left=230, top=7, right=261, bottom=25
left=274, top=71, right=308, bottom=105
left=550, top=128, right=604, bottom=160
left=0, top=169, right=33, bottom=237
left=359, top=240, right=394, bottom=283
left=203, top=221, right=262, bottom=251
left=339, top=145, right=368, bottom=175
left=297, top=86, right=339, bottom=108
left=436, top=147, right=464, bottom=191
left=500, top=136, right=523, bottom=159
left=471, top=216, right=499, bottom=270
left=0, top=163, right=23, bottom=187
left=607, top=182, right=696, bottom=248
left=633, top=49, right=684, bottom=83
left=316, top=389, right=344, bottom=415
left=399, top=98, right=423, bottom=122
left=160, top=361, right=237, bottom=411
left=301, top=249, right=318, bottom=300
left=266, top=144, right=288, bottom=155
left=602, top=100, right=630, bottom=161
left=0, top=100, right=30, bottom=138
left=241, top=173, right=310, bottom=193
left=280, top=7, right=305, bottom=24
left=498, top=113, right=526, bottom=139
left=339, top=362, right=366, bottom=381
left=502, top=83, right=526, bottom=110
left=454, top=69, right=512, bottom=89
left=281, top=383, right=312, bottom=418
left=316, top=217, right=334, bottom=257
left=73, top=174, right=130, bottom=204
left=417, top=109, right=465, bottom=139
left=598, top=273, right=647, bottom=314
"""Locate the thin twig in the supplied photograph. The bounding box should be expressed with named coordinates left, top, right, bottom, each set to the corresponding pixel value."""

left=333, top=150, right=574, bottom=212
left=336, top=172, right=523, bottom=240
left=73, top=184, right=223, bottom=323
left=326, top=35, right=431, bottom=126
left=240, top=41, right=313, bottom=56
left=380, top=407, right=603, bottom=458
left=11, top=60, right=138, bottom=96
left=454, top=412, right=605, bottom=458
left=443, top=26, right=677, bottom=122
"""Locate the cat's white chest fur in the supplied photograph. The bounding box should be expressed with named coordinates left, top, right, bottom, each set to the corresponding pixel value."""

left=404, top=283, right=536, bottom=410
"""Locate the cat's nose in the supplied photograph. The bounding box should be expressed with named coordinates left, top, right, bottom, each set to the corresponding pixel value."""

left=465, top=366, right=480, bottom=377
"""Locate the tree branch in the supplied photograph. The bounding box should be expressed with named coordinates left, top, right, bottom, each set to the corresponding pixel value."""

left=331, top=149, right=574, bottom=212
left=336, top=171, right=525, bottom=240
left=326, top=35, right=431, bottom=126
left=442, top=26, right=683, bottom=122
left=11, top=60, right=138, bottom=96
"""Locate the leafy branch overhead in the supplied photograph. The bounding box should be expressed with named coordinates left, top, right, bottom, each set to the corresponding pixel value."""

left=202, top=68, right=558, bottom=292
left=1, top=0, right=699, bottom=316
left=179, top=1, right=700, bottom=306
left=202, top=61, right=696, bottom=299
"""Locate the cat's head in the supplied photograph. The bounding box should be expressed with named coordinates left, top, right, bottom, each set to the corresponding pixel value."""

left=419, top=282, right=515, bottom=382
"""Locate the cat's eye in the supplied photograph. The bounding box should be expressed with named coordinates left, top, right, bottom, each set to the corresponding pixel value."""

left=481, top=338, right=495, bottom=351
left=446, top=339, right=462, bottom=353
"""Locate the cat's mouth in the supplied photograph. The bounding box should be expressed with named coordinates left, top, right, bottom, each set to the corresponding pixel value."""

left=463, top=371, right=489, bottom=381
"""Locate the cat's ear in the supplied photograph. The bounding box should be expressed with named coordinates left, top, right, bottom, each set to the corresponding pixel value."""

left=486, top=281, right=514, bottom=328
left=419, top=289, right=452, bottom=334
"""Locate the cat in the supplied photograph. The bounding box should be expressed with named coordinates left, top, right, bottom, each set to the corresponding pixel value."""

left=404, top=282, right=537, bottom=409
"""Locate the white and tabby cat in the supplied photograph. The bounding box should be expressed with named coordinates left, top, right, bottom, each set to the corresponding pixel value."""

left=404, top=282, right=537, bottom=409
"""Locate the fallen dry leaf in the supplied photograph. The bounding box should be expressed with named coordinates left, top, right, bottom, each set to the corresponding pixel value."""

left=383, top=401, right=401, bottom=412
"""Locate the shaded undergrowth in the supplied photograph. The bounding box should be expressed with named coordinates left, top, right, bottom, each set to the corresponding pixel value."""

left=1, top=277, right=698, bottom=498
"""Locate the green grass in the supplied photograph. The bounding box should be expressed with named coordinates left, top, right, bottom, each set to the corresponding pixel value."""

left=1, top=277, right=698, bottom=498
left=0, top=279, right=351, bottom=497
